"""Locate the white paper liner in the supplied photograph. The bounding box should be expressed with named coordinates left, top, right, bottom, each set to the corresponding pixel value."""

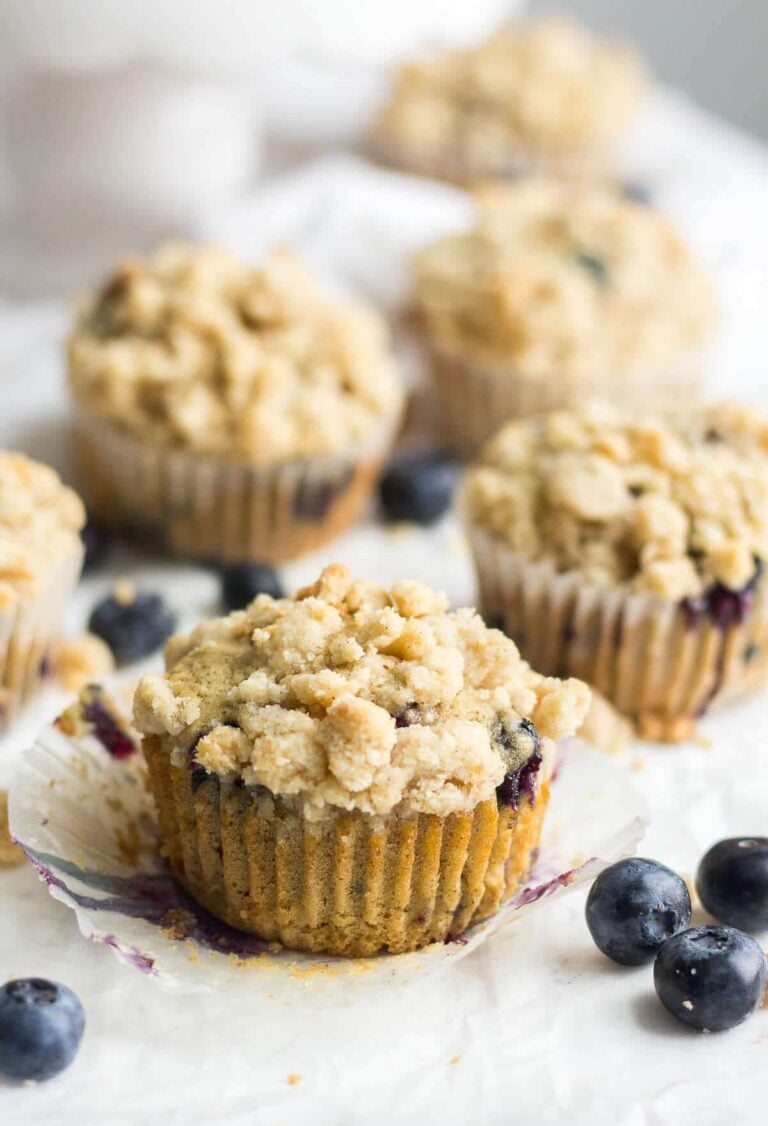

left=430, top=349, right=703, bottom=459
left=9, top=706, right=647, bottom=1006
left=72, top=406, right=402, bottom=564
left=0, top=544, right=84, bottom=730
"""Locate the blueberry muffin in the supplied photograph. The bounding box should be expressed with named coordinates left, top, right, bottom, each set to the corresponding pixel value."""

left=413, top=178, right=715, bottom=458
left=68, top=245, right=404, bottom=564
left=371, top=17, right=647, bottom=185
left=0, top=453, right=85, bottom=729
left=134, top=564, right=589, bottom=955
left=465, top=400, right=768, bottom=741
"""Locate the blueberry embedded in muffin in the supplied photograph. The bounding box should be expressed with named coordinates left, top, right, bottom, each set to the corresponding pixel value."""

left=133, top=563, right=589, bottom=955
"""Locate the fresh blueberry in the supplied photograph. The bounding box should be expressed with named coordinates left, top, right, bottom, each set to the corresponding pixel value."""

left=80, top=522, right=111, bottom=572
left=622, top=181, right=653, bottom=205
left=574, top=251, right=609, bottom=287
left=696, top=837, right=768, bottom=933
left=220, top=563, right=285, bottom=612
left=0, top=978, right=85, bottom=1082
left=654, top=925, right=768, bottom=1031
left=88, top=589, right=176, bottom=664
left=379, top=453, right=459, bottom=526
left=586, top=858, right=692, bottom=966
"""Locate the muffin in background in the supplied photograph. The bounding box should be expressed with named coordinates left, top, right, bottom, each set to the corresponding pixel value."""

left=68, top=245, right=404, bottom=564
left=370, top=17, right=647, bottom=185
left=0, top=453, right=85, bottom=729
left=464, top=400, right=768, bottom=742
left=413, top=178, right=715, bottom=458
left=134, top=563, right=589, bottom=956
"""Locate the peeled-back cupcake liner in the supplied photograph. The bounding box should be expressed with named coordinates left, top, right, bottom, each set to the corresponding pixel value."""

left=9, top=695, right=646, bottom=1003
left=468, top=525, right=768, bottom=740
left=0, top=544, right=84, bottom=731
left=429, top=350, right=703, bottom=460
left=72, top=408, right=401, bottom=565
left=143, top=736, right=552, bottom=957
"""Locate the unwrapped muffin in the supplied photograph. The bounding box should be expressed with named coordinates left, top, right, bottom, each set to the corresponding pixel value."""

left=0, top=453, right=84, bottom=728
left=68, top=245, right=404, bottom=563
left=464, top=400, right=768, bottom=740
left=134, top=564, right=589, bottom=955
left=413, top=178, right=715, bottom=457
left=371, top=17, right=647, bottom=185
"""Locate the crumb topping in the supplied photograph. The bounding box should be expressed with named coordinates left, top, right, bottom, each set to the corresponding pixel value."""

left=133, top=564, right=589, bottom=819
left=465, top=400, right=768, bottom=597
left=373, top=18, right=647, bottom=166
left=54, top=634, right=115, bottom=693
left=68, top=244, right=403, bottom=464
left=413, top=178, right=714, bottom=377
left=0, top=453, right=85, bottom=608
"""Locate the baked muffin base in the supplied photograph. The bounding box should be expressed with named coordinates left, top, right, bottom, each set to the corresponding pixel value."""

left=469, top=526, right=768, bottom=741
left=73, top=409, right=399, bottom=564
left=0, top=544, right=84, bottom=731
left=144, top=736, right=550, bottom=957
left=369, top=135, right=613, bottom=188
left=430, top=349, right=702, bottom=460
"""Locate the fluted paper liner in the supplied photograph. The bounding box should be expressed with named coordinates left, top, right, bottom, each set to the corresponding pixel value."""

left=429, top=350, right=702, bottom=460
left=468, top=525, right=768, bottom=739
left=0, top=544, right=84, bottom=731
left=144, top=738, right=549, bottom=957
left=9, top=697, right=646, bottom=1001
left=72, top=407, right=401, bottom=564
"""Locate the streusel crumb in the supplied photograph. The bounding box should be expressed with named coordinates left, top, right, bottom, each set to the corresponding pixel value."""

left=0, top=453, right=85, bottom=608
left=68, top=245, right=403, bottom=464
left=54, top=634, right=115, bottom=693
left=133, top=565, right=589, bottom=819
left=413, top=178, right=714, bottom=378
left=465, top=400, right=768, bottom=597
left=373, top=17, right=646, bottom=164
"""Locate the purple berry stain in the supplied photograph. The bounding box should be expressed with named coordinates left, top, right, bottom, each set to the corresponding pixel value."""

left=81, top=686, right=137, bottom=760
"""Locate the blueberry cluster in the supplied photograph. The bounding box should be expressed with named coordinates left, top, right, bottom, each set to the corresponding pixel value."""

left=586, top=840, right=768, bottom=1032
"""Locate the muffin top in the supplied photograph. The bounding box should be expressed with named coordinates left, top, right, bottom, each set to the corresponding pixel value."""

left=134, top=564, right=589, bottom=820
left=373, top=17, right=646, bottom=165
left=0, top=453, right=85, bottom=610
left=68, top=244, right=403, bottom=464
left=413, top=178, right=714, bottom=377
left=465, top=400, right=768, bottom=599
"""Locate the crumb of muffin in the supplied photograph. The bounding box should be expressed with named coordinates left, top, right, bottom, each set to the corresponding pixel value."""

left=465, top=400, right=768, bottom=598
left=54, top=634, right=115, bottom=693
left=578, top=690, right=634, bottom=753
left=287, top=1074, right=302, bottom=1087
left=133, top=564, right=589, bottom=819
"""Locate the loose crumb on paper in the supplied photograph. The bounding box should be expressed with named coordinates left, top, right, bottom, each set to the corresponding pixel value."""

left=54, top=633, right=115, bottom=692
left=450, top=1055, right=461, bottom=1066
left=287, top=1074, right=302, bottom=1086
